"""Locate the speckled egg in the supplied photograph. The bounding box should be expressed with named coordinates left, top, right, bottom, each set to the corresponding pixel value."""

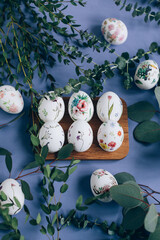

left=97, top=120, right=124, bottom=152
left=90, top=169, right=118, bottom=202
left=97, top=91, right=123, bottom=122
left=0, top=178, right=25, bottom=215
left=134, top=60, right=159, bottom=90
left=68, top=91, right=94, bottom=122
left=101, top=18, right=128, bottom=45
left=39, top=121, right=65, bottom=153
left=38, top=91, right=65, bottom=123
left=67, top=120, right=93, bottom=152
left=0, top=86, right=24, bottom=114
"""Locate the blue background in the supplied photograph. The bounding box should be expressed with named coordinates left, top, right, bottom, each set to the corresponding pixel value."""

left=0, top=0, right=160, bottom=239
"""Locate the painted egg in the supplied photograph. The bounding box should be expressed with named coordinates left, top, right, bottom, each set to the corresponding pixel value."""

left=134, top=60, right=159, bottom=90
left=97, top=91, right=123, bottom=122
left=0, top=86, right=24, bottom=114
left=101, top=18, right=128, bottom=45
left=0, top=178, right=25, bottom=215
left=39, top=121, right=65, bottom=153
left=67, top=120, right=93, bottom=152
left=38, top=91, right=65, bottom=123
left=90, top=169, right=118, bottom=202
left=97, top=120, right=124, bottom=152
left=68, top=91, right=94, bottom=122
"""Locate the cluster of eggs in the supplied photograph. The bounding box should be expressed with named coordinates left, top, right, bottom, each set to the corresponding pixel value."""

left=0, top=85, right=24, bottom=114
left=38, top=90, right=124, bottom=153
left=101, top=18, right=160, bottom=89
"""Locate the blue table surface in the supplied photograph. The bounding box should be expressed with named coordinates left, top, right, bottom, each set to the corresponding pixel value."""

left=0, top=0, right=160, bottom=239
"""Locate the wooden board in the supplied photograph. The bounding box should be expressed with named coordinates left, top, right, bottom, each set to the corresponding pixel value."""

left=45, top=97, right=129, bottom=160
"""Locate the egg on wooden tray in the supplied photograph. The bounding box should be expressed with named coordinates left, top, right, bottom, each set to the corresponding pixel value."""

left=68, top=91, right=94, bottom=122
left=38, top=91, right=65, bottom=123
left=0, top=85, right=24, bottom=114
left=101, top=18, right=128, bottom=45
left=0, top=178, right=25, bottom=215
left=97, top=120, right=124, bottom=152
left=90, top=169, right=118, bottom=202
left=134, top=60, right=159, bottom=90
left=97, top=91, right=123, bottom=122
left=67, top=120, right=93, bottom=152
left=39, top=121, right=65, bottom=153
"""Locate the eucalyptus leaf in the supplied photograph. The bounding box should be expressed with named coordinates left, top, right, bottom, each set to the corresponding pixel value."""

left=128, top=101, right=156, bottom=123
left=134, top=121, right=160, bottom=143
left=23, top=161, right=39, bottom=170
left=155, top=86, right=160, bottom=108
left=21, top=180, right=33, bottom=200
left=148, top=217, right=160, bottom=240
left=110, top=184, right=143, bottom=208
left=114, top=172, right=136, bottom=184
left=5, top=154, right=12, bottom=173
left=57, top=143, right=74, bottom=159
left=0, top=148, right=11, bottom=156
left=60, top=184, right=68, bottom=193
left=144, top=204, right=158, bottom=233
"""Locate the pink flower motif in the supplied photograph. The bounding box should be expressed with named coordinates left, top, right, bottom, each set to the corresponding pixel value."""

left=9, top=103, right=18, bottom=113
left=0, top=91, right=4, bottom=99
left=77, top=100, right=88, bottom=112
left=119, top=35, right=125, bottom=42
left=102, top=185, right=110, bottom=193
left=108, top=96, right=112, bottom=100
left=11, top=184, right=15, bottom=187
left=108, top=24, right=114, bottom=31
left=114, top=28, right=120, bottom=36
left=108, top=141, right=116, bottom=148
left=111, top=33, right=117, bottom=40
left=11, top=93, right=15, bottom=97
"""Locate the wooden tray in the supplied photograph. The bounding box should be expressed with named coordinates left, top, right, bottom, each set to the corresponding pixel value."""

left=45, top=97, right=129, bottom=160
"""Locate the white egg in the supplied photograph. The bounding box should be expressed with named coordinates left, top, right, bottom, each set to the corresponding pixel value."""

left=101, top=18, right=128, bottom=45
left=0, top=86, right=24, bottom=114
left=97, top=91, right=123, bottom=122
left=90, top=169, right=118, bottom=202
left=68, top=120, right=93, bottom=152
left=68, top=91, right=94, bottom=122
left=38, top=91, right=65, bottom=123
left=134, top=60, right=159, bottom=90
left=97, top=120, right=124, bottom=152
left=0, top=178, right=25, bottom=215
left=39, top=121, right=65, bottom=153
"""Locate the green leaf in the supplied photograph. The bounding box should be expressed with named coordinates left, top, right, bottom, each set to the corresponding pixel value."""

left=54, top=169, right=67, bottom=182
left=0, top=148, right=11, bottom=156
left=11, top=218, right=18, bottom=230
left=36, top=213, right=41, bottom=224
left=0, top=223, right=11, bottom=230
left=76, top=195, right=88, bottom=211
left=110, top=184, right=143, bottom=208
left=5, top=154, right=12, bottom=173
left=69, top=165, right=77, bottom=175
left=50, top=202, right=62, bottom=211
left=144, top=204, right=158, bottom=233
left=29, top=219, right=37, bottom=225
left=115, top=57, right=126, bottom=70
left=108, top=103, right=114, bottom=120
left=122, top=206, right=146, bottom=230
left=57, top=143, right=74, bottom=159
left=44, top=164, right=51, bottom=178
left=0, top=191, right=7, bottom=201
left=114, top=172, right=136, bottom=184
left=128, top=101, right=156, bottom=123
left=13, top=197, right=21, bottom=208
left=40, top=204, right=51, bottom=214
left=23, top=161, right=39, bottom=170
left=40, top=226, right=47, bottom=235
left=30, top=134, right=40, bottom=147
left=47, top=224, right=55, bottom=236
left=41, top=145, right=48, bottom=159
left=149, top=217, right=160, bottom=240
left=35, top=154, right=45, bottom=165
left=70, top=159, right=81, bottom=166
left=155, top=87, right=160, bottom=108
left=135, top=79, right=143, bottom=85
left=60, top=184, right=68, bottom=193
left=134, top=121, right=160, bottom=143
left=21, top=180, right=33, bottom=200
left=149, top=42, right=158, bottom=52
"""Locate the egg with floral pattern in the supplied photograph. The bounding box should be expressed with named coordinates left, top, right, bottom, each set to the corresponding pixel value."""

left=97, top=91, right=123, bottom=122
left=0, top=178, right=25, bottom=215
left=67, top=120, right=93, bottom=152
left=90, top=169, right=118, bottom=202
left=97, top=120, right=124, bottom=152
left=0, top=85, right=24, bottom=114
left=68, top=91, right=94, bottom=122
left=101, top=18, right=128, bottom=45
left=38, top=91, right=65, bottom=123
left=134, top=60, right=159, bottom=90
left=39, top=121, right=65, bottom=153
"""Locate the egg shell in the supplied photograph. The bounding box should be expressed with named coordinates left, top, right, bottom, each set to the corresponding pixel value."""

left=134, top=60, right=159, bottom=90
left=97, top=91, right=123, bottom=122
left=39, top=121, right=65, bottom=153
left=38, top=91, right=65, bottom=123
left=68, top=90, right=94, bottom=122
left=0, top=178, right=25, bottom=215
left=0, top=87, right=24, bottom=114
left=68, top=120, right=93, bottom=152
left=101, top=18, right=128, bottom=45
left=90, top=169, right=118, bottom=202
left=97, top=120, right=124, bottom=152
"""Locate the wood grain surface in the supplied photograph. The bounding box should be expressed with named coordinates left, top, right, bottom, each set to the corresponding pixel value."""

left=45, top=97, right=129, bottom=160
